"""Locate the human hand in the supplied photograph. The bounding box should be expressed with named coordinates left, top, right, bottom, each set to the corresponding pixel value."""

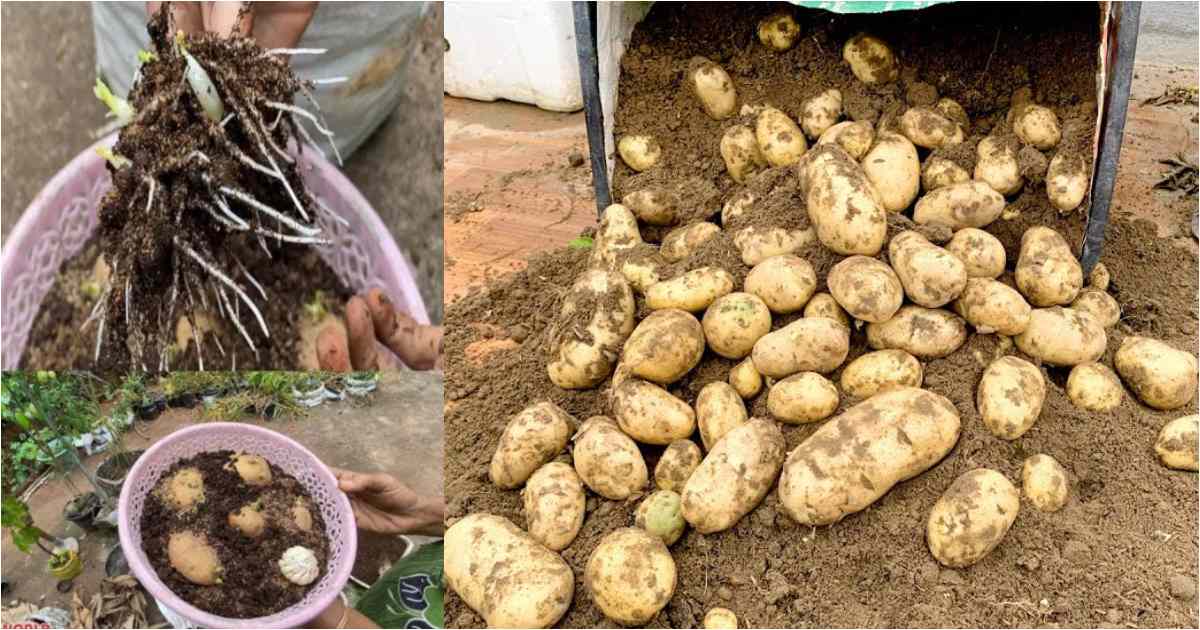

left=147, top=1, right=318, bottom=49
left=317, top=288, right=444, bottom=372
left=331, top=468, right=445, bottom=537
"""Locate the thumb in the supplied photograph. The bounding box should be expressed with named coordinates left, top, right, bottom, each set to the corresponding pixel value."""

left=205, top=1, right=253, bottom=38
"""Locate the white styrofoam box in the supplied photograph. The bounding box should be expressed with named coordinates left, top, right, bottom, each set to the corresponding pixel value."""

left=444, top=1, right=584, bottom=112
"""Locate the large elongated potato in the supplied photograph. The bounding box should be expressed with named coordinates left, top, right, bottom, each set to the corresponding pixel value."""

left=696, top=381, right=749, bottom=451
left=913, top=181, right=1006, bottom=230
left=839, top=349, right=923, bottom=399
left=804, top=292, right=851, bottom=328
left=1012, top=104, right=1061, bottom=150
left=756, top=106, right=808, bottom=167
left=573, top=417, right=648, bottom=500
left=1070, top=288, right=1120, bottom=328
left=733, top=225, right=815, bottom=266
left=622, top=309, right=705, bottom=384
left=863, top=131, right=920, bottom=212
left=548, top=270, right=636, bottom=389
left=661, top=222, right=720, bottom=262
left=689, top=57, right=737, bottom=120
left=623, top=188, right=677, bottom=226
left=779, top=387, right=961, bottom=525
left=758, top=10, right=800, bottom=51
left=490, top=403, right=574, bottom=489
left=827, top=255, right=904, bottom=323
left=1066, top=362, right=1123, bottom=412
left=646, top=267, right=734, bottom=312
left=842, top=33, right=898, bottom=85
left=817, top=120, right=875, bottom=160
left=926, top=469, right=1019, bottom=568
left=702, top=292, right=772, bottom=359
left=729, top=358, right=763, bottom=399
left=801, top=89, right=843, bottom=139
left=590, top=204, right=642, bottom=269
left=613, top=379, right=696, bottom=445
left=922, top=156, right=970, bottom=192
left=1047, top=151, right=1088, bottom=212
left=1014, top=307, right=1106, bottom=366
left=752, top=316, right=851, bottom=378
left=899, top=108, right=964, bottom=149
left=617, top=135, right=661, bottom=172
left=682, top=419, right=786, bottom=533
left=585, top=528, right=676, bottom=626
left=889, top=231, right=968, bottom=308
left=974, top=136, right=1023, bottom=196
left=768, top=372, right=839, bottom=424
left=799, top=144, right=888, bottom=255
left=445, top=514, right=574, bottom=628
left=866, top=306, right=967, bottom=358
left=953, top=278, right=1031, bottom=336
left=522, top=462, right=585, bottom=551
left=1014, top=226, right=1083, bottom=307
left=721, top=124, right=766, bottom=183
left=977, top=356, right=1046, bottom=440
left=1156, top=415, right=1199, bottom=471
left=1114, top=336, right=1199, bottom=410
left=1022, top=454, right=1069, bottom=512
left=745, top=255, right=817, bottom=314
left=655, top=440, right=703, bottom=492
left=945, top=228, right=1005, bottom=278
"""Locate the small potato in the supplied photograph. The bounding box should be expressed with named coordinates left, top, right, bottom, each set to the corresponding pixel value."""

left=168, top=531, right=222, bottom=585
left=866, top=305, right=968, bottom=359
left=953, top=278, right=1032, bottom=336
left=800, top=89, right=843, bottom=139
left=661, top=222, right=720, bottom=262
left=839, top=349, right=923, bottom=399
left=842, top=33, right=898, bottom=85
left=1070, top=288, right=1120, bottom=328
left=490, top=403, right=574, bottom=489
left=228, top=503, right=265, bottom=538
left=977, top=356, right=1046, bottom=440
left=622, top=309, right=705, bottom=385
left=655, top=440, right=703, bottom=492
left=617, top=135, right=661, bottom=172
left=721, top=125, right=766, bottom=183
left=926, top=469, right=1019, bottom=568
left=548, top=270, right=636, bottom=390
left=827, top=256, right=904, bottom=323
left=585, top=528, right=676, bottom=626
left=705, top=608, right=739, bottom=629
left=863, top=131, right=920, bottom=212
left=974, top=136, right=1023, bottom=196
left=696, top=381, right=749, bottom=451
left=935, top=98, right=970, bottom=132
left=758, top=10, right=800, bottom=51
left=1066, top=362, right=1123, bottom=412
left=589, top=204, right=642, bottom=269
left=522, top=462, right=585, bottom=551
left=798, top=144, right=888, bottom=256
left=682, top=419, right=786, bottom=533
left=721, top=190, right=755, bottom=225
left=945, top=228, right=1006, bottom=279
left=689, top=57, right=737, bottom=120
left=803, top=292, right=852, bottom=329
left=913, top=181, right=1006, bottom=230
left=1022, top=454, right=1069, bottom=512
left=1156, top=415, right=1199, bottom=471
left=1088, top=261, right=1111, bottom=292
left=613, top=379, right=697, bottom=445
left=1114, top=336, right=1199, bottom=410
left=1014, top=226, right=1083, bottom=307
left=646, top=267, right=734, bottom=312
left=573, top=417, right=649, bottom=500
left=888, top=231, right=968, bottom=308
left=756, top=106, right=808, bottom=167
left=817, top=120, right=875, bottom=160
left=1046, top=152, right=1088, bottom=212
left=899, top=108, right=964, bottom=149
left=922, top=156, right=970, bottom=192
left=291, top=502, right=313, bottom=532
left=752, top=317, right=851, bottom=378
left=729, top=358, right=763, bottom=399
left=634, top=490, right=686, bottom=546
left=620, top=249, right=665, bottom=294
left=1012, top=104, right=1061, bottom=150
left=744, top=255, right=817, bottom=314
left=229, top=453, right=272, bottom=486
left=768, top=372, right=839, bottom=424
left=623, top=188, right=677, bottom=226
left=163, top=467, right=206, bottom=511
left=733, top=225, right=815, bottom=266
left=703, top=292, right=772, bottom=359
left=1014, top=307, right=1106, bottom=366
left=446, top=514, right=574, bottom=629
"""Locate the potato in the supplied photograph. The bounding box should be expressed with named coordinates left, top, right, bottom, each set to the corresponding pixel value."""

left=839, top=349, right=923, bottom=399
left=689, top=57, right=737, bottom=120
left=634, top=490, right=686, bottom=546
left=229, top=453, right=272, bottom=486
left=168, top=531, right=222, bottom=585
left=573, top=417, right=649, bottom=500
left=1156, top=415, right=1199, bottom=471
left=800, top=89, right=843, bottom=139
left=945, top=228, right=1006, bottom=279
left=752, top=316, right=851, bottom=378
left=888, top=231, right=968, bottom=308
left=1014, top=226, right=1083, bottom=307
left=702, top=293, right=772, bottom=359
left=661, top=222, right=720, bottom=262
left=1066, top=362, right=1123, bottom=412
left=590, top=204, right=642, bottom=269
left=926, top=469, right=1019, bottom=568
left=921, top=156, right=969, bottom=192
left=1069, top=288, right=1119, bottom=328
left=768, top=372, right=839, bottom=424
left=228, top=503, right=265, bottom=538
left=522, top=462, right=585, bottom=552
left=620, top=250, right=665, bottom=294
left=721, top=125, right=766, bottom=183
left=758, top=10, right=799, bottom=51
left=899, top=108, right=964, bottom=149
left=913, top=181, right=1006, bottom=230
left=490, top=402, right=574, bottom=489
left=291, top=502, right=313, bottom=532
left=655, top=440, right=703, bottom=492
left=1014, top=307, right=1106, bottom=366
left=827, top=255, right=904, bottom=323
left=733, top=225, right=815, bottom=266
left=935, top=97, right=970, bottom=131
left=622, top=309, right=705, bottom=384
left=842, top=33, right=898, bottom=85
left=1114, top=336, right=1200, bottom=410
left=721, top=190, right=755, bottom=225
left=585, top=527, right=676, bottom=626
left=744, top=255, right=818, bottom=314
left=1012, top=104, right=1061, bottom=150
left=779, top=387, right=961, bottom=525
left=866, top=305, right=968, bottom=359
left=803, top=292, right=852, bottom=329
left=756, top=106, right=808, bottom=167
left=682, top=418, right=786, bottom=533
left=977, top=356, right=1046, bottom=440
left=798, top=144, right=888, bottom=255
left=548, top=270, right=636, bottom=389
left=646, top=267, right=734, bottom=312
left=445, top=514, right=574, bottom=629
left=817, top=120, right=875, bottom=160
left=1046, top=151, right=1088, bottom=212
left=974, top=136, right=1023, bottom=196
left=863, top=131, right=920, bottom=212
left=162, top=467, right=205, bottom=511
left=617, top=135, right=661, bottom=172
left=623, top=188, right=677, bottom=226
left=729, top=358, right=763, bottom=399
left=1088, top=261, right=1111, bottom=292
left=705, top=608, right=739, bottom=629
left=696, top=381, right=749, bottom=451
left=953, top=278, right=1032, bottom=336
left=1022, top=454, right=1069, bottom=512
left=613, top=379, right=697, bottom=445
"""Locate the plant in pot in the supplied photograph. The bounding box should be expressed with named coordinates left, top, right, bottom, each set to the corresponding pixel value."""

left=2, top=496, right=82, bottom=582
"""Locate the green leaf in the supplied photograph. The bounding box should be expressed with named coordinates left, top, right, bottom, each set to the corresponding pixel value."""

left=567, top=236, right=594, bottom=249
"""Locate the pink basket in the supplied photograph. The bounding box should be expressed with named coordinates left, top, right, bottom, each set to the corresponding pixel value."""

left=0, top=133, right=430, bottom=369
left=117, top=422, right=357, bottom=629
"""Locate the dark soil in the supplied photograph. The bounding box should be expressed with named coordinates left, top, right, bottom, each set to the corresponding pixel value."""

left=140, top=449, right=328, bottom=619
left=444, top=2, right=1199, bottom=628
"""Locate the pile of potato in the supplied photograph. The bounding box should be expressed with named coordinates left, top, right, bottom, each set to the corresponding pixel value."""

left=446, top=22, right=1199, bottom=629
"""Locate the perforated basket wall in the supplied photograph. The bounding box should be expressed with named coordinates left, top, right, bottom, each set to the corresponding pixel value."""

left=117, top=423, right=356, bottom=629
left=0, top=134, right=429, bottom=369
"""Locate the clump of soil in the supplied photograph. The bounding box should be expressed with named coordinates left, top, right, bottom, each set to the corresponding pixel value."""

left=140, top=450, right=328, bottom=619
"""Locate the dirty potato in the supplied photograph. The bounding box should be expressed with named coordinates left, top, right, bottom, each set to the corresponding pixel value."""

left=758, top=10, right=800, bottom=51
left=1114, top=336, right=1200, bottom=410
left=1014, top=307, right=1107, bottom=367
left=721, top=124, right=766, bottom=183
left=573, top=417, right=649, bottom=500
left=926, top=469, right=1020, bottom=568
left=548, top=270, right=636, bottom=390
left=1014, top=226, right=1083, bottom=307
left=622, top=308, right=705, bottom=385
left=798, top=144, right=888, bottom=255
left=817, top=120, right=875, bottom=160
left=752, top=317, right=851, bottom=377
left=945, top=228, right=1006, bottom=279
left=490, top=402, right=574, bottom=489
left=767, top=372, right=839, bottom=424
left=733, top=225, right=815, bottom=266
left=913, top=181, right=1006, bottom=230
left=589, top=204, right=642, bottom=269
left=721, top=190, right=756, bottom=225
left=800, top=89, right=843, bottom=139
left=863, top=131, right=920, bottom=212
left=842, top=33, right=899, bottom=85
left=655, top=439, right=703, bottom=492
left=974, top=135, right=1023, bottom=196
left=866, top=305, right=968, bottom=358
left=729, top=358, right=764, bottom=399
left=827, top=255, right=904, bottom=322
left=935, top=97, right=970, bottom=131
left=634, top=490, right=687, bottom=546
left=1156, top=415, right=1199, bottom=471
left=977, top=356, right=1046, bottom=440
left=682, top=419, right=786, bottom=533
left=646, top=267, right=734, bottom=312
left=888, top=230, right=968, bottom=308
left=839, top=349, right=923, bottom=399
left=1070, top=288, right=1120, bottom=328
left=1022, top=454, right=1069, bottom=512
left=1012, top=104, right=1061, bottom=150
left=1066, top=362, right=1124, bottom=412
left=756, top=106, right=808, bottom=167
left=744, top=255, right=818, bottom=314
left=585, top=527, right=677, bottom=626
left=623, top=187, right=677, bottom=226
left=803, top=292, right=852, bottom=329
left=660, top=222, right=720, bottom=262
left=953, top=278, right=1032, bottom=336
left=899, top=107, right=964, bottom=149
left=617, top=135, right=661, bottom=172
left=696, top=381, right=749, bottom=451
left=921, top=156, right=970, bottom=192
left=1046, top=151, right=1088, bottom=212
left=613, top=379, right=697, bottom=445
left=704, top=608, right=739, bottom=629
left=689, top=56, right=738, bottom=120
left=702, top=292, right=773, bottom=359
left=522, top=462, right=585, bottom=551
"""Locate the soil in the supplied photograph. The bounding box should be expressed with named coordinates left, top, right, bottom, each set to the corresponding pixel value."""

left=444, top=2, right=1199, bottom=628
left=140, top=449, right=328, bottom=619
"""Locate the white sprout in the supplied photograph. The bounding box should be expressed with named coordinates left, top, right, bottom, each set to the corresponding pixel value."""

left=182, top=48, right=225, bottom=122
left=96, top=147, right=131, bottom=169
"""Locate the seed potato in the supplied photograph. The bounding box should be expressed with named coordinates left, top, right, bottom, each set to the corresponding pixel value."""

left=1046, top=151, right=1088, bottom=212
left=1156, top=415, right=1199, bottom=472
left=655, top=439, right=703, bottom=492
left=977, top=356, right=1046, bottom=440
left=622, top=188, right=677, bottom=226
left=744, top=255, right=818, bottom=314
left=913, top=181, right=1006, bottom=230
left=622, top=308, right=705, bottom=384
left=645, top=267, right=734, bottom=312
left=1014, top=307, right=1106, bottom=366
left=866, top=305, right=968, bottom=358
left=827, top=255, right=904, bottom=322
left=1014, top=226, right=1083, bottom=307
left=1114, top=336, right=1199, bottom=410
left=696, top=381, right=749, bottom=451
left=863, top=131, right=920, bottom=212
left=705, top=608, right=739, bottom=629
left=573, top=416, right=649, bottom=500
left=1070, top=288, right=1120, bottom=328
left=702, top=292, right=773, bottom=359
left=842, top=33, right=899, bottom=85
left=682, top=418, right=786, bottom=533
left=1012, top=104, right=1061, bottom=150
left=613, top=379, right=697, bottom=445
left=490, top=402, right=574, bottom=489
left=1022, top=454, right=1069, bottom=512
left=889, top=230, right=968, bottom=308
left=721, top=190, right=755, bottom=225
left=803, top=292, right=852, bottom=329
left=926, top=468, right=1019, bottom=568
left=1066, top=362, right=1124, bottom=412
left=522, top=462, right=586, bottom=552
left=752, top=316, right=851, bottom=378
left=935, top=97, right=970, bottom=131
left=839, top=349, right=923, bottom=399
left=758, top=10, right=799, bottom=51
left=617, top=135, right=661, bottom=172
left=768, top=372, right=839, bottom=424
left=585, top=527, right=676, bottom=626
left=589, top=204, right=642, bottom=269
left=953, top=278, right=1032, bottom=336
left=168, top=531, right=222, bottom=585
left=945, top=228, right=1006, bottom=279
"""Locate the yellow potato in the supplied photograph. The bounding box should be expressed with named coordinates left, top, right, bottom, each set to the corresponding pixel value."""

left=913, top=181, right=1006, bottom=230
left=817, top=120, right=875, bottom=160
left=827, top=255, right=904, bottom=323
left=522, top=462, right=585, bottom=551
left=1014, top=226, right=1083, bottom=307
left=744, top=255, right=817, bottom=314
left=622, top=308, right=705, bottom=385
left=953, top=278, right=1032, bottom=336
left=227, top=503, right=265, bottom=538
left=1046, top=151, right=1088, bottom=212
left=620, top=249, right=665, bottom=295
left=661, top=222, right=720, bottom=262
left=1114, top=336, right=1199, bottom=410
left=977, top=356, right=1046, bottom=440
left=589, top=204, right=642, bottom=269
left=1012, top=104, right=1061, bottom=150
left=573, top=417, right=649, bottom=500
left=863, top=131, right=920, bottom=212
left=1014, top=307, right=1106, bottom=366
left=803, top=292, right=852, bottom=329
left=162, top=467, right=205, bottom=512
left=721, top=125, right=766, bottom=183
left=752, top=316, right=851, bottom=378
left=1156, top=415, right=1199, bottom=471
left=721, top=190, right=756, bottom=225
left=655, top=439, right=703, bottom=492
left=839, top=349, right=923, bottom=399
left=921, top=156, right=970, bottom=192
left=646, top=267, right=734, bottom=312
left=696, top=381, right=749, bottom=451
left=866, top=305, right=968, bottom=358
left=704, top=608, right=739, bottom=629
left=689, top=57, right=737, bottom=120
left=888, top=230, right=968, bottom=308
left=1066, top=362, right=1124, bottom=412
left=945, top=228, right=1006, bottom=279
left=1088, top=261, right=1111, bottom=292
left=617, top=135, right=661, bottom=172
left=758, top=10, right=799, bottom=51
left=682, top=419, right=786, bottom=533
left=548, top=270, right=636, bottom=390
left=756, top=106, right=808, bottom=167
left=702, top=292, right=772, bottom=359
left=733, top=225, right=815, bottom=266
left=168, top=531, right=222, bottom=585
left=728, top=358, right=763, bottom=399
left=800, top=89, right=843, bottom=139
left=612, top=379, right=697, bottom=445
left=622, top=188, right=677, bottom=226
left=585, top=527, right=676, bottom=626
left=634, top=490, right=686, bottom=546
left=1069, top=288, right=1120, bottom=328
left=842, top=33, right=898, bottom=85
left=490, top=402, right=574, bottom=489
left=229, top=454, right=272, bottom=486
left=899, top=107, right=964, bottom=149
left=974, top=136, right=1023, bottom=196
left=1022, top=454, right=1069, bottom=512
left=935, top=97, right=970, bottom=132
left=798, top=144, right=888, bottom=255
left=767, top=372, right=839, bottom=424
left=926, top=468, right=1019, bottom=568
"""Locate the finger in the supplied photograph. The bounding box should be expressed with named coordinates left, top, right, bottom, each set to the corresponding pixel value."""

left=204, top=1, right=253, bottom=38
left=251, top=2, right=319, bottom=50
left=365, top=289, right=443, bottom=370
left=346, top=296, right=381, bottom=371
left=149, top=2, right=203, bottom=34
left=316, top=321, right=352, bottom=372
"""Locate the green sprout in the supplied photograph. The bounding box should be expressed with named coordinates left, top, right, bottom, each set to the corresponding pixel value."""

left=567, top=236, right=594, bottom=250
left=303, top=291, right=328, bottom=322
left=95, top=147, right=130, bottom=170
left=137, top=49, right=158, bottom=64
left=93, top=78, right=135, bottom=127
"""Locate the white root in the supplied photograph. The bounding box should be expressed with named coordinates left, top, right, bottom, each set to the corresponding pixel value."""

left=253, top=228, right=330, bottom=245
left=263, top=47, right=328, bottom=56
left=266, top=102, right=333, bottom=134
left=211, top=329, right=226, bottom=357
left=235, top=258, right=268, bottom=300
left=218, top=185, right=320, bottom=236
left=219, top=113, right=235, bottom=128
left=218, top=285, right=258, bottom=358
left=292, top=117, right=327, bottom=159
left=264, top=150, right=310, bottom=222
left=144, top=177, right=158, bottom=215
left=312, top=194, right=351, bottom=228
left=212, top=194, right=250, bottom=230
left=174, top=238, right=270, bottom=339
left=124, top=277, right=132, bottom=328
left=203, top=202, right=246, bottom=230
left=310, top=76, right=348, bottom=85
left=268, top=109, right=285, bottom=131
left=256, top=233, right=273, bottom=258
left=94, top=309, right=106, bottom=363
left=82, top=284, right=113, bottom=330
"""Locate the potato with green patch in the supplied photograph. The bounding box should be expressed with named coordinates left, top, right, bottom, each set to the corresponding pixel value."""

left=1046, top=151, right=1088, bottom=212
left=768, top=372, right=839, bottom=424
left=646, top=267, right=734, bottom=312
left=756, top=106, right=808, bottom=167
left=1012, top=104, right=1061, bottom=150
left=729, top=358, right=763, bottom=399
left=660, top=222, right=721, bottom=262
left=945, top=228, right=1005, bottom=279
left=899, top=107, right=964, bottom=149
left=827, top=255, right=904, bottom=322
left=585, top=527, right=676, bottom=626
left=977, top=356, right=1046, bottom=440
left=758, top=10, right=800, bottom=51
left=617, top=135, right=661, bottom=172
left=752, top=316, right=851, bottom=377
left=696, top=381, right=749, bottom=451
left=1014, top=226, right=1083, bottom=307
left=622, top=188, right=677, bottom=226
left=913, top=181, right=1006, bottom=230
left=801, top=89, right=843, bottom=139
left=689, top=57, right=737, bottom=120
left=1066, top=362, right=1123, bottom=412
left=721, top=125, right=766, bottom=183
left=889, top=230, right=968, bottom=308
left=490, top=402, right=574, bottom=489
left=622, top=309, right=705, bottom=385
left=922, top=156, right=969, bottom=192
left=1115, top=336, right=1199, bottom=410
left=866, top=305, right=968, bottom=358
left=974, top=136, right=1023, bottom=196
left=634, top=490, right=686, bottom=546
left=804, top=292, right=851, bottom=329
left=682, top=419, right=786, bottom=533
left=798, top=143, right=888, bottom=256
left=842, top=33, right=898, bottom=85
left=953, top=278, right=1032, bottom=336
left=926, top=468, right=1019, bottom=567
left=817, top=120, right=875, bottom=160
left=839, top=349, right=923, bottom=399
left=1156, top=415, right=1199, bottom=471
left=1070, top=288, right=1120, bottom=328
left=1014, top=307, right=1106, bottom=366
left=613, top=379, right=696, bottom=445
left=573, top=417, right=648, bottom=500
left=744, top=255, right=818, bottom=314
left=702, top=292, right=772, bottom=359
left=522, top=462, right=585, bottom=551
left=1022, top=454, right=1069, bottom=512
left=863, top=131, right=920, bottom=212
left=548, top=270, right=636, bottom=390
left=733, top=225, right=815, bottom=266
left=655, top=440, right=703, bottom=492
